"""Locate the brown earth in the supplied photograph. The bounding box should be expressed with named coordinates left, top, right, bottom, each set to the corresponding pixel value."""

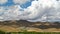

left=0, top=20, right=60, bottom=32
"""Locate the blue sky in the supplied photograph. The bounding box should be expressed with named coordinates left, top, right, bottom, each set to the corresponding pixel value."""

left=0, top=0, right=14, bottom=6
left=0, top=0, right=33, bottom=8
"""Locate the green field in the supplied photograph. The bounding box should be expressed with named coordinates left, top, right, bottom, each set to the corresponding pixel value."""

left=1, top=32, right=60, bottom=34
left=5, top=32, right=60, bottom=34
left=0, top=31, right=60, bottom=34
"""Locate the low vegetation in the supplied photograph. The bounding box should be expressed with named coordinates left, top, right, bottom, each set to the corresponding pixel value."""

left=0, top=30, right=60, bottom=34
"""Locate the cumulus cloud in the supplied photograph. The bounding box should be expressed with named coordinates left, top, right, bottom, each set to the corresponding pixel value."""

left=0, top=0, right=60, bottom=22
left=19, top=0, right=60, bottom=22
left=13, top=0, right=31, bottom=4
left=0, top=0, right=8, bottom=4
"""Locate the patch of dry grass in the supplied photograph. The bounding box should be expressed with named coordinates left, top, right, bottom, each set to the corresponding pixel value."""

left=0, top=25, right=60, bottom=32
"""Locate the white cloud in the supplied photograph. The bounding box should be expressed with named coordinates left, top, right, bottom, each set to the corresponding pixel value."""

left=0, top=0, right=8, bottom=4
left=13, top=0, right=30, bottom=4
left=19, top=0, right=60, bottom=22
left=0, top=0, right=60, bottom=22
